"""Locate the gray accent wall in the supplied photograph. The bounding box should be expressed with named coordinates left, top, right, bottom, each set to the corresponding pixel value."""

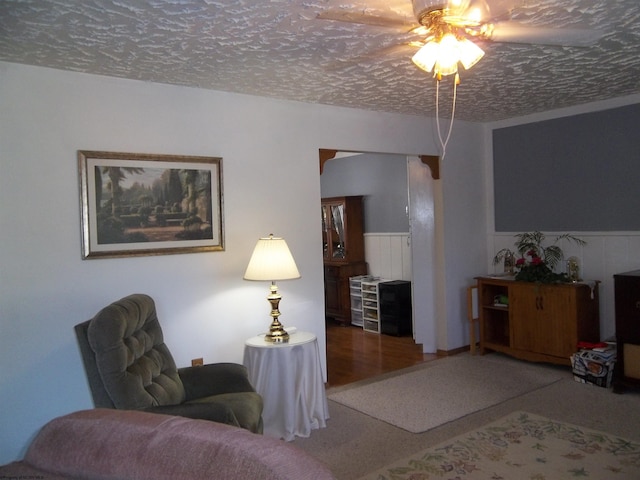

left=320, top=153, right=409, bottom=233
left=493, top=103, right=640, bottom=231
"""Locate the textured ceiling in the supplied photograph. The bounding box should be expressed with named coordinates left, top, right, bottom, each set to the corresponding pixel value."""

left=1, top=0, right=639, bottom=122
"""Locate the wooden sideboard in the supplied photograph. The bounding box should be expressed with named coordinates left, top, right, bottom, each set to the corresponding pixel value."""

left=477, top=276, right=600, bottom=365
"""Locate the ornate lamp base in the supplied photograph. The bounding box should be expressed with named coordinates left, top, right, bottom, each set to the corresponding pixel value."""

left=264, top=282, right=290, bottom=343
left=265, top=322, right=290, bottom=343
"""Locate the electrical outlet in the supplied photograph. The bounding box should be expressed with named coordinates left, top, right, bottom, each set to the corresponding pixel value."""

left=191, top=357, right=204, bottom=367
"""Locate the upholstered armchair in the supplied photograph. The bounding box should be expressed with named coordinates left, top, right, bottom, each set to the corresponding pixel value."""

left=74, top=293, right=263, bottom=433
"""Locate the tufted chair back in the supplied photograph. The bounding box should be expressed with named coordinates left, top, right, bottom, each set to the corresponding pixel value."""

left=75, top=294, right=264, bottom=433
left=76, top=294, right=185, bottom=409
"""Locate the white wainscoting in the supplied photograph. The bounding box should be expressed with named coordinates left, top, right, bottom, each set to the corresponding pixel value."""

left=489, top=231, right=640, bottom=341
left=364, top=233, right=412, bottom=281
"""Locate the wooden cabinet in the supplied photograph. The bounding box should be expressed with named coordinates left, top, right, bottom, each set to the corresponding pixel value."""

left=324, top=263, right=367, bottom=324
left=478, top=277, right=600, bottom=365
left=322, top=196, right=367, bottom=325
left=613, top=270, right=640, bottom=392
left=322, top=196, right=365, bottom=264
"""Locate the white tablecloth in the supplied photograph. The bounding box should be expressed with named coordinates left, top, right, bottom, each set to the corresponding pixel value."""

left=243, top=331, right=329, bottom=441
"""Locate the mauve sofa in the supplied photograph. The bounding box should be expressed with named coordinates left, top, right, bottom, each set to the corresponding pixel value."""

left=0, top=409, right=336, bottom=480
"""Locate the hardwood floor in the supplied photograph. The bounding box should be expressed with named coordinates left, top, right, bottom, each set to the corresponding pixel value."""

left=325, top=320, right=438, bottom=388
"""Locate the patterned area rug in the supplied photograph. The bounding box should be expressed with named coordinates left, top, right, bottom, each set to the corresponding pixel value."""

left=359, top=411, right=640, bottom=480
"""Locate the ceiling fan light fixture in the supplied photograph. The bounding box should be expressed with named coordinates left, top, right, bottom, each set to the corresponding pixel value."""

left=460, top=0, right=491, bottom=25
left=458, top=37, right=484, bottom=69
left=413, top=32, right=482, bottom=76
left=436, top=33, right=461, bottom=75
left=412, top=40, right=440, bottom=72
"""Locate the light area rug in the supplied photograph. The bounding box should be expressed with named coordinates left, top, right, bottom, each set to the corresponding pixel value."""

left=328, top=354, right=565, bottom=433
left=358, top=411, right=640, bottom=480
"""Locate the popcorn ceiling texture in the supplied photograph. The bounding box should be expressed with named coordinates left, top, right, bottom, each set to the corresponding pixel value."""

left=1, top=0, right=638, bottom=122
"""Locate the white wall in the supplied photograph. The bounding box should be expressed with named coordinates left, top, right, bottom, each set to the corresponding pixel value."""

left=0, top=61, right=486, bottom=462
left=439, top=122, right=489, bottom=352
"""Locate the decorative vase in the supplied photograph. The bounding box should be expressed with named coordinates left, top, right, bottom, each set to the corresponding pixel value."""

left=503, top=250, right=515, bottom=274
left=567, top=256, right=581, bottom=283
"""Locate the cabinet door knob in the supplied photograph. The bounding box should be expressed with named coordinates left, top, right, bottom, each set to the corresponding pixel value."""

left=536, top=296, right=543, bottom=310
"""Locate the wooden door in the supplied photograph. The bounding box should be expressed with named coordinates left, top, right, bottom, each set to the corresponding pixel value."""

left=511, top=283, right=574, bottom=358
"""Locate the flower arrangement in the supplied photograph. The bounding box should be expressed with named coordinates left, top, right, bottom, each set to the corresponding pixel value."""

left=493, top=231, right=586, bottom=284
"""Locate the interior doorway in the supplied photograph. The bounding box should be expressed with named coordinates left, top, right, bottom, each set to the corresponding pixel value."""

left=319, top=149, right=440, bottom=383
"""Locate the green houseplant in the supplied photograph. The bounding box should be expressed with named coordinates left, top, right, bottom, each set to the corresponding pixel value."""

left=493, top=231, right=586, bottom=284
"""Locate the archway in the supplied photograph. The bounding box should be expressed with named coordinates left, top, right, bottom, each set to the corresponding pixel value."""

left=319, top=149, right=441, bottom=354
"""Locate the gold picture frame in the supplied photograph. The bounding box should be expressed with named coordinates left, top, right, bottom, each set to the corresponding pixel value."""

left=78, top=150, right=224, bottom=259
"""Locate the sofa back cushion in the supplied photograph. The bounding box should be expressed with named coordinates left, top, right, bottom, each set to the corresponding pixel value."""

left=87, top=294, right=185, bottom=409
left=20, top=409, right=336, bottom=480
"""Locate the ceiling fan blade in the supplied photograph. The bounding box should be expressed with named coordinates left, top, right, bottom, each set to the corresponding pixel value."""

left=316, top=10, right=418, bottom=30
left=488, top=22, right=604, bottom=47
left=481, top=0, right=522, bottom=21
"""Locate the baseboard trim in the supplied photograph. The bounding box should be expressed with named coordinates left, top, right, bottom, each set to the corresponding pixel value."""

left=436, top=345, right=472, bottom=357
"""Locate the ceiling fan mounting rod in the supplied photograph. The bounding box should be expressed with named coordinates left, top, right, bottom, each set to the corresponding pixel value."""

left=422, top=11, right=466, bottom=40
left=413, top=0, right=449, bottom=24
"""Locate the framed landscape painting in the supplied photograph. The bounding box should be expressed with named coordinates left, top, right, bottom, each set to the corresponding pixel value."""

left=78, top=151, right=224, bottom=259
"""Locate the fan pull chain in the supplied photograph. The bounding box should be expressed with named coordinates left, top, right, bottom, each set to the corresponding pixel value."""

left=435, top=73, right=459, bottom=162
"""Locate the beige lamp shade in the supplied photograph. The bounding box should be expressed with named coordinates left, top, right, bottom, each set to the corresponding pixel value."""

left=244, top=235, right=301, bottom=281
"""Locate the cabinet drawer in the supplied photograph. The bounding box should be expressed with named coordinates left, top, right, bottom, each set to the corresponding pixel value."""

left=351, top=309, right=363, bottom=326
left=351, top=296, right=362, bottom=310
left=363, top=307, right=378, bottom=320
left=364, top=319, right=380, bottom=333
left=324, top=266, right=340, bottom=277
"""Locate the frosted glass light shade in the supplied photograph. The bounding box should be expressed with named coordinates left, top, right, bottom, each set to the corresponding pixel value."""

left=458, top=37, right=485, bottom=70
left=244, top=235, right=301, bottom=281
left=437, top=33, right=461, bottom=76
left=412, top=34, right=484, bottom=76
left=411, top=40, right=440, bottom=72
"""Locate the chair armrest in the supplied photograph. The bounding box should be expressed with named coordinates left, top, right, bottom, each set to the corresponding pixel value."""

left=178, top=362, right=257, bottom=401
left=144, top=401, right=240, bottom=427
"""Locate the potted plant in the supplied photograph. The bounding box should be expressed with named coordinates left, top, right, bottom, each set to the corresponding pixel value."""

left=493, top=231, right=586, bottom=284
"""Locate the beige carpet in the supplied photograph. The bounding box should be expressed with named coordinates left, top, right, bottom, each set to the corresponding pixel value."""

left=328, top=354, right=565, bottom=433
left=358, top=410, right=640, bottom=479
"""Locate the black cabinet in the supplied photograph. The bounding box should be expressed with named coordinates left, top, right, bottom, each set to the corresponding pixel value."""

left=614, top=270, right=640, bottom=393
left=379, top=280, right=412, bottom=336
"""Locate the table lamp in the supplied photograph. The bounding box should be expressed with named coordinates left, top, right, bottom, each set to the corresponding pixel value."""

left=244, top=234, right=301, bottom=343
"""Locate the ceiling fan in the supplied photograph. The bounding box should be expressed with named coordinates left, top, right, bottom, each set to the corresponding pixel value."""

left=317, top=0, right=602, bottom=159
left=317, top=0, right=603, bottom=70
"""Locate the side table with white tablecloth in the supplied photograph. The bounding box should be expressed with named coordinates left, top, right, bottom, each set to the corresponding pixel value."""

left=243, top=331, right=329, bottom=441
